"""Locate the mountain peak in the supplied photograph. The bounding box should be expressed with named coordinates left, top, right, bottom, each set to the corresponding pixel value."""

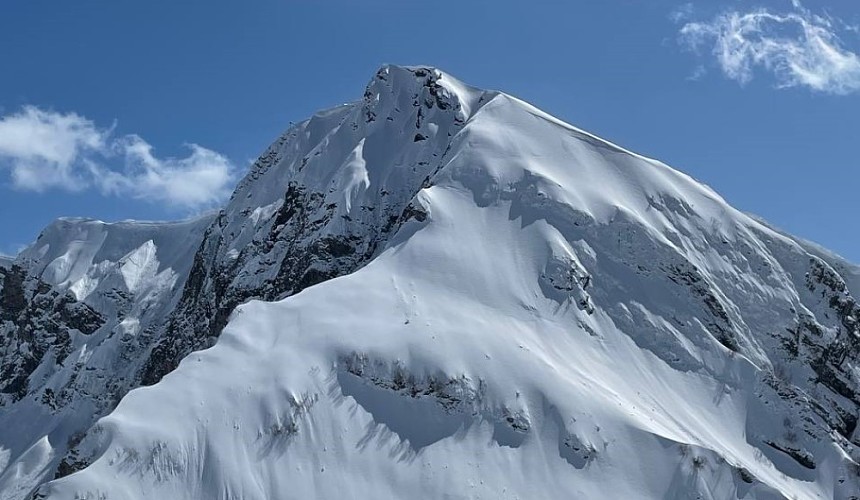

left=5, top=67, right=860, bottom=500
left=363, top=64, right=490, bottom=125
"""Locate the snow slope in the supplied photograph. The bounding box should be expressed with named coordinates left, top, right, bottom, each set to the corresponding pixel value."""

left=136, top=64, right=489, bottom=386
left=10, top=65, right=860, bottom=499
left=0, top=215, right=213, bottom=500
left=19, top=216, right=212, bottom=310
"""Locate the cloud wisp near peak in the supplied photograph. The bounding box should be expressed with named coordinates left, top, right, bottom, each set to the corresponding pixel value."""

left=675, top=0, right=860, bottom=94
left=0, top=106, right=237, bottom=210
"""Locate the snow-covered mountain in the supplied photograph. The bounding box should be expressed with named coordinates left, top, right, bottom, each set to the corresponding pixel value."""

left=0, top=216, right=213, bottom=499
left=2, top=65, right=859, bottom=499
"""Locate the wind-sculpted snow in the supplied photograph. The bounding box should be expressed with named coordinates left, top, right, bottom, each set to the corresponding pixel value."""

left=4, top=65, right=860, bottom=499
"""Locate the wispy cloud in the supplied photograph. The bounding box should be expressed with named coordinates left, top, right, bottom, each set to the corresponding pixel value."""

left=675, top=1, right=860, bottom=94
left=0, top=106, right=237, bottom=209
left=669, top=3, right=694, bottom=24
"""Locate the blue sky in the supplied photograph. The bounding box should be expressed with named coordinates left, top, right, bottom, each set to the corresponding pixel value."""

left=1, top=0, right=858, bottom=260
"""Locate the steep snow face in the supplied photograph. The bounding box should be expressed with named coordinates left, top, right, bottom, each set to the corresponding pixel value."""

left=19, top=217, right=208, bottom=303
left=35, top=67, right=860, bottom=499
left=0, top=215, right=213, bottom=500
left=138, top=65, right=493, bottom=385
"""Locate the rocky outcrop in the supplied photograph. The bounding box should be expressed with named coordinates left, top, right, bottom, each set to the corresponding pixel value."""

left=0, top=264, right=103, bottom=402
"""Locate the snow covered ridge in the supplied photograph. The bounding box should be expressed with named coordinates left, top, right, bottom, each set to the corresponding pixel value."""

left=1, top=64, right=859, bottom=499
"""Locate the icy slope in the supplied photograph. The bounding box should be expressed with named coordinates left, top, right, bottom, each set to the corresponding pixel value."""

left=34, top=66, right=860, bottom=499
left=0, top=215, right=212, bottom=499
left=139, top=65, right=491, bottom=385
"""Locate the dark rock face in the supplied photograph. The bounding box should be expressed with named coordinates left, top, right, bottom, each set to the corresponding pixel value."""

left=139, top=176, right=436, bottom=387
left=765, top=440, right=817, bottom=470
left=662, top=261, right=739, bottom=352
left=0, top=264, right=27, bottom=321
left=0, top=264, right=103, bottom=401
left=801, top=257, right=860, bottom=442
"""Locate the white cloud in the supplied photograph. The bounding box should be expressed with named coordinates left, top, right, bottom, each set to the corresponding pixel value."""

left=687, top=64, right=707, bottom=81
left=0, top=106, right=237, bottom=209
left=0, top=106, right=105, bottom=192
left=94, top=136, right=235, bottom=209
left=669, top=3, right=694, bottom=24
left=676, top=1, right=860, bottom=94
